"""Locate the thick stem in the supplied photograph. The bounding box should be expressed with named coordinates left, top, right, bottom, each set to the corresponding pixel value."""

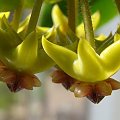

left=26, top=0, right=43, bottom=36
left=67, top=0, right=76, bottom=33
left=80, top=0, right=95, bottom=49
left=115, top=0, right=120, bottom=13
left=11, top=0, right=24, bottom=31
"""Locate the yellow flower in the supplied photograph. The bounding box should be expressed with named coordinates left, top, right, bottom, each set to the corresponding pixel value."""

left=42, top=36, right=120, bottom=82
left=52, top=5, right=100, bottom=38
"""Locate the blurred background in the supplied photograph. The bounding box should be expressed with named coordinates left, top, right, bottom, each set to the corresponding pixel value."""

left=0, top=0, right=120, bottom=120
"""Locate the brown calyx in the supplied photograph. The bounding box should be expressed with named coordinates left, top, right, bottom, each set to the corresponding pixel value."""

left=0, top=61, right=41, bottom=92
left=51, top=69, right=120, bottom=104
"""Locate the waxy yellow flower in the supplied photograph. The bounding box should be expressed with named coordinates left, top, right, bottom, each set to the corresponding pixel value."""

left=42, top=36, right=120, bottom=82
left=0, top=14, right=54, bottom=92
left=52, top=5, right=100, bottom=38
left=42, top=34, right=120, bottom=103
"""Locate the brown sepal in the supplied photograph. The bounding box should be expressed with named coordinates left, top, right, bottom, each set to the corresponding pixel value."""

left=0, top=61, right=41, bottom=92
left=51, top=70, right=75, bottom=89
left=51, top=69, right=120, bottom=104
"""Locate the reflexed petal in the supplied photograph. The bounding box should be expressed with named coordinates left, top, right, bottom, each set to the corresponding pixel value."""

left=100, top=40, right=120, bottom=73
left=17, top=14, right=31, bottom=33
left=73, top=38, right=107, bottom=82
left=52, top=5, right=68, bottom=32
left=15, top=31, right=38, bottom=71
left=96, top=34, right=107, bottom=41
left=1, top=16, right=22, bottom=45
left=42, top=36, right=78, bottom=79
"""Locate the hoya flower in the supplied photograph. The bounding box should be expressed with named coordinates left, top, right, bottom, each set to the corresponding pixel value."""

left=42, top=5, right=120, bottom=103
left=52, top=5, right=100, bottom=39
left=0, top=15, right=54, bottom=92
left=42, top=36, right=120, bottom=103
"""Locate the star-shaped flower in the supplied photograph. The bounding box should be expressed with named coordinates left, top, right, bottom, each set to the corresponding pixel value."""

left=42, top=34, right=120, bottom=103
left=0, top=14, right=54, bottom=92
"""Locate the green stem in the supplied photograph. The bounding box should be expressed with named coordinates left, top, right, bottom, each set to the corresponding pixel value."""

left=26, top=0, right=43, bottom=36
left=80, top=0, right=95, bottom=49
left=115, top=0, right=120, bottom=13
left=11, top=0, right=24, bottom=31
left=67, top=0, right=76, bottom=33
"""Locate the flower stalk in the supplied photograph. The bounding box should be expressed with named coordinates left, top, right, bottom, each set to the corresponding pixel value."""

left=80, top=0, right=95, bottom=49
left=67, top=0, right=76, bottom=33
left=26, top=0, right=43, bottom=36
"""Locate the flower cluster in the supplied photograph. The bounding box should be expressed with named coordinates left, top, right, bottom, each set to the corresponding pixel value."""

left=0, top=3, right=120, bottom=104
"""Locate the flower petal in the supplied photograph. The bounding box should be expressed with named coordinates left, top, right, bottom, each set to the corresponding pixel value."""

left=74, top=38, right=107, bottom=82
left=15, top=31, right=38, bottom=71
left=52, top=5, right=68, bottom=32
left=100, top=40, right=120, bottom=73
left=17, top=14, right=31, bottom=34
left=31, top=49, right=55, bottom=73
left=42, top=36, right=78, bottom=79
left=0, top=12, right=9, bottom=19
left=1, top=16, right=22, bottom=45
